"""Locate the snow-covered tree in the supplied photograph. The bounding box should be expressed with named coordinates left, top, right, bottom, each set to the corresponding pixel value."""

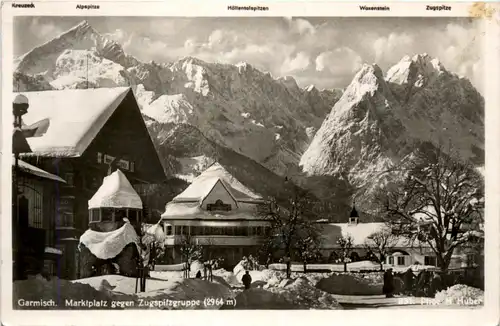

left=179, top=234, right=203, bottom=278
left=259, top=234, right=280, bottom=268
left=377, top=142, right=484, bottom=273
left=259, top=190, right=319, bottom=278
left=141, top=223, right=167, bottom=270
left=364, top=227, right=400, bottom=270
left=337, top=234, right=354, bottom=272
left=295, top=226, right=322, bottom=273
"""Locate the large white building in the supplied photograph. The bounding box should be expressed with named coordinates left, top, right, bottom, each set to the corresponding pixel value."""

left=160, top=163, right=271, bottom=267
left=318, top=207, right=482, bottom=270
left=159, top=163, right=482, bottom=271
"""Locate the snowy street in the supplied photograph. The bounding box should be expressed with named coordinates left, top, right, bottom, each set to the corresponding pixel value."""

left=13, top=260, right=484, bottom=310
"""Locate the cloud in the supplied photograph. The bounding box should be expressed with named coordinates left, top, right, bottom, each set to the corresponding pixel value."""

left=205, top=29, right=243, bottom=51
left=316, top=47, right=363, bottom=76
left=16, top=17, right=484, bottom=92
left=284, top=17, right=316, bottom=35
left=281, top=51, right=311, bottom=73
left=373, top=32, right=415, bottom=64
left=430, top=22, right=484, bottom=92
left=28, top=18, right=64, bottom=43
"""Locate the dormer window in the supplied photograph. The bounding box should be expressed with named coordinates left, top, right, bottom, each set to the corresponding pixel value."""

left=207, top=199, right=232, bottom=211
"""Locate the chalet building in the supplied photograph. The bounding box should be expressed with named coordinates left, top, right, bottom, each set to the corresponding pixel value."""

left=318, top=207, right=483, bottom=270
left=12, top=158, right=66, bottom=279
left=160, top=163, right=271, bottom=268
left=16, top=87, right=165, bottom=279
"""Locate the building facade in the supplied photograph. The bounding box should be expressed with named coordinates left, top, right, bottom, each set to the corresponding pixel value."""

left=317, top=208, right=483, bottom=270
left=17, top=87, right=165, bottom=279
left=13, top=159, right=66, bottom=279
left=160, top=163, right=271, bottom=269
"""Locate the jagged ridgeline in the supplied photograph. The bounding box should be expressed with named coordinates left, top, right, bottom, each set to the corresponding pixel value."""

left=14, top=20, right=484, bottom=220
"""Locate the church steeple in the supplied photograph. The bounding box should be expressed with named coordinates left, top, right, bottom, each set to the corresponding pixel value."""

left=349, top=201, right=359, bottom=225
left=350, top=204, right=359, bottom=218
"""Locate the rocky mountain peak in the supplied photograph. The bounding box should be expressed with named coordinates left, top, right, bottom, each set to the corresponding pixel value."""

left=300, top=53, right=484, bottom=205
left=386, top=53, right=445, bottom=87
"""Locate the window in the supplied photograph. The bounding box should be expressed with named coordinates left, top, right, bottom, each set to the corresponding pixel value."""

left=56, top=213, right=73, bottom=227
left=165, top=224, right=173, bottom=236
left=388, top=256, right=394, bottom=265
left=101, top=208, right=115, bottom=222
left=397, top=256, right=405, bottom=266
left=175, top=226, right=182, bottom=236
left=126, top=210, right=135, bottom=223
left=224, top=226, right=234, bottom=236
left=64, top=173, right=74, bottom=187
left=466, top=253, right=476, bottom=267
left=191, top=226, right=199, bottom=236
left=104, top=154, right=115, bottom=164
left=255, top=226, right=263, bottom=236
left=18, top=182, right=44, bottom=229
left=424, top=256, right=437, bottom=266
left=117, top=159, right=130, bottom=170
left=130, top=162, right=135, bottom=172
left=207, top=199, right=232, bottom=211
left=97, top=152, right=103, bottom=163
left=89, top=209, right=101, bottom=223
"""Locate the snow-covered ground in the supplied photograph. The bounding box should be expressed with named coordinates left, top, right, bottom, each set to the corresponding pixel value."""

left=268, top=261, right=437, bottom=273
left=14, top=258, right=472, bottom=310
left=434, top=284, right=484, bottom=306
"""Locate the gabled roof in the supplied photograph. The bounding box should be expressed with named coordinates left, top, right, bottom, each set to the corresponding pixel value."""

left=16, top=87, right=130, bottom=157
left=13, top=128, right=32, bottom=154
left=14, top=158, right=66, bottom=183
left=173, top=162, right=263, bottom=203
left=88, top=169, right=142, bottom=209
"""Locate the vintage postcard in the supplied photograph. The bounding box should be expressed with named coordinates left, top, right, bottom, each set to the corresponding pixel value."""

left=1, top=1, right=499, bottom=326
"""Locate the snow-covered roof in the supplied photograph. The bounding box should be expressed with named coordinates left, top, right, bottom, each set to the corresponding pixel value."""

left=44, top=247, right=63, bottom=255
left=88, top=169, right=142, bottom=209
left=15, top=158, right=66, bottom=183
left=173, top=162, right=263, bottom=203
left=161, top=201, right=267, bottom=221
left=79, top=222, right=140, bottom=260
left=16, top=87, right=130, bottom=157
left=320, top=222, right=415, bottom=248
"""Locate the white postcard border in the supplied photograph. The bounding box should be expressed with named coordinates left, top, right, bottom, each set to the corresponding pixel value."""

left=1, top=2, right=499, bottom=326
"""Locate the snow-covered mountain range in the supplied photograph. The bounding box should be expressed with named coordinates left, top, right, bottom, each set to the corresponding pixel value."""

left=14, top=20, right=484, bottom=216
left=14, top=20, right=341, bottom=178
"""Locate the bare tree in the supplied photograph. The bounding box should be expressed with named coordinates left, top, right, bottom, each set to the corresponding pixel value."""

left=364, top=227, right=400, bottom=271
left=377, top=142, right=484, bottom=273
left=337, top=235, right=354, bottom=272
left=259, top=190, right=318, bottom=278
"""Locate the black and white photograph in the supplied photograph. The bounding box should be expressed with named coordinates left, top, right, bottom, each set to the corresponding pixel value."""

left=2, top=6, right=499, bottom=321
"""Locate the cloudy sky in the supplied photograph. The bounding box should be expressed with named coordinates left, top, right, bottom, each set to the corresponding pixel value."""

left=14, top=16, right=485, bottom=92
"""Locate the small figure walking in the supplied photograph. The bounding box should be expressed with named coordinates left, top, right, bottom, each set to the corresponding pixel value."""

left=383, top=268, right=395, bottom=298
left=196, top=270, right=202, bottom=279
left=242, top=270, right=252, bottom=290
